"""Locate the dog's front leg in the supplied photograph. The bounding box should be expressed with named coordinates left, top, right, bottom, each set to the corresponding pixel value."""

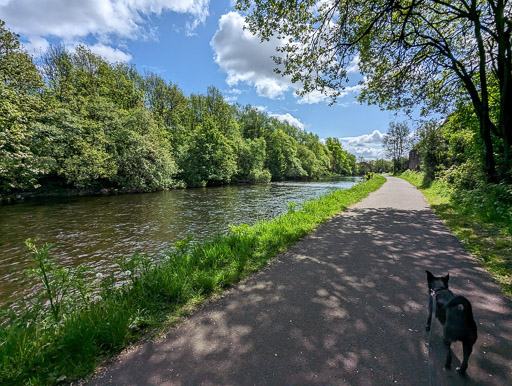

left=456, top=341, right=473, bottom=376
left=444, top=339, right=452, bottom=370
left=426, top=296, right=433, bottom=331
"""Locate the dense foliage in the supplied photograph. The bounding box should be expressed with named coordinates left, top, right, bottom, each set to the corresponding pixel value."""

left=413, top=101, right=512, bottom=230
left=0, top=21, right=357, bottom=196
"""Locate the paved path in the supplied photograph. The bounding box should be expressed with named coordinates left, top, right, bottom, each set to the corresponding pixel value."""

left=91, top=177, right=512, bottom=385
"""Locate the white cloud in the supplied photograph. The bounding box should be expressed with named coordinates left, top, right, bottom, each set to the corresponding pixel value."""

left=270, top=113, right=305, bottom=130
left=223, top=95, right=238, bottom=103
left=245, top=106, right=305, bottom=130
left=338, top=130, right=386, bottom=160
left=341, top=130, right=385, bottom=146
left=211, top=12, right=364, bottom=104
left=346, top=146, right=386, bottom=159
left=21, top=36, right=50, bottom=55
left=296, top=89, right=335, bottom=105
left=346, top=54, right=360, bottom=74
left=211, top=11, right=292, bottom=100
left=2, top=0, right=210, bottom=38
left=296, top=84, right=362, bottom=105
left=1, top=0, right=210, bottom=59
left=227, top=88, right=243, bottom=95
left=87, top=43, right=132, bottom=63
left=345, top=83, right=364, bottom=93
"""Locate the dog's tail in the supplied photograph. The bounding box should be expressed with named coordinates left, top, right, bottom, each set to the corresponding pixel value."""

left=446, top=295, right=474, bottom=320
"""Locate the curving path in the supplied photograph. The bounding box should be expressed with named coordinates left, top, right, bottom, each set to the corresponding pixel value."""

left=91, top=176, right=512, bottom=385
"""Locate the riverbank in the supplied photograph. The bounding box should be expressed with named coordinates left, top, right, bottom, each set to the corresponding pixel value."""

left=0, top=176, right=385, bottom=385
left=399, top=171, right=512, bottom=297
left=0, top=178, right=362, bottom=308
left=0, top=174, right=356, bottom=206
left=0, top=185, right=158, bottom=205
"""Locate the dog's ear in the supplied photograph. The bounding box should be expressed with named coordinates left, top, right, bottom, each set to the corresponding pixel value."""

left=426, top=270, right=434, bottom=282
left=443, top=273, right=450, bottom=284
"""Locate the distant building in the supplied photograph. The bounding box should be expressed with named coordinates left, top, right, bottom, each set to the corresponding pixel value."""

left=408, top=149, right=421, bottom=170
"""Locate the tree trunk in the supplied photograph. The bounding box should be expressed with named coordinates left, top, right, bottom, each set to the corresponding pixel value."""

left=481, top=117, right=497, bottom=183
left=499, top=52, right=512, bottom=182
left=502, top=117, right=512, bottom=182
left=473, top=9, right=497, bottom=183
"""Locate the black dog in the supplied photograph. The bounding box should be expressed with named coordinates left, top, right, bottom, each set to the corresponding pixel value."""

left=425, top=270, right=478, bottom=375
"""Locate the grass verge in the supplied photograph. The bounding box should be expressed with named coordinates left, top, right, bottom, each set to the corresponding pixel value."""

left=0, top=176, right=385, bottom=385
left=399, top=171, right=512, bottom=297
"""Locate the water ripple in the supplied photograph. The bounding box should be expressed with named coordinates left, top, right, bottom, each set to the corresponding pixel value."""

left=0, top=178, right=360, bottom=306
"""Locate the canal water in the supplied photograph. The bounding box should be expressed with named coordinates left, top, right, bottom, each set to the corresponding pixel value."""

left=0, top=178, right=360, bottom=306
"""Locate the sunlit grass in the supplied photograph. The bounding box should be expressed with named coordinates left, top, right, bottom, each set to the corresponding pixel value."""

left=400, top=171, right=512, bottom=298
left=0, top=176, right=385, bottom=385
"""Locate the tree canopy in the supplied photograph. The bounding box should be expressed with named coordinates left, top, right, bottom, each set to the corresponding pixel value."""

left=0, top=19, right=359, bottom=196
left=236, top=0, right=512, bottom=182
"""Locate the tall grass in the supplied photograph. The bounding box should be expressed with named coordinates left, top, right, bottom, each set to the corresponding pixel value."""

left=400, top=171, right=512, bottom=297
left=0, top=176, right=386, bottom=385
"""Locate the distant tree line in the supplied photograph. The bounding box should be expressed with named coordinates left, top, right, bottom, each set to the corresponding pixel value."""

left=0, top=20, right=357, bottom=195
left=356, top=158, right=393, bottom=176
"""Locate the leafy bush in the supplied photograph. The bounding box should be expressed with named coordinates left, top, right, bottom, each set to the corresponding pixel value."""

left=450, top=181, right=512, bottom=230
left=179, top=119, right=238, bottom=187
left=247, top=168, right=272, bottom=183
left=365, top=172, right=375, bottom=180
left=114, top=132, right=178, bottom=191
left=401, top=170, right=512, bottom=233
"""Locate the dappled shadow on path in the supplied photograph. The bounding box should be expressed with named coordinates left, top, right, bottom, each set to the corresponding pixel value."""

left=91, top=207, right=512, bottom=385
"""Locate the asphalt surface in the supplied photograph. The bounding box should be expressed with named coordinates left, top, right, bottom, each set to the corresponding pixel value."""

left=90, top=176, right=512, bottom=385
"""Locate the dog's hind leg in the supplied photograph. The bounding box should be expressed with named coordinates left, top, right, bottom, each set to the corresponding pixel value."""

left=444, top=339, right=452, bottom=370
left=456, top=340, right=473, bottom=376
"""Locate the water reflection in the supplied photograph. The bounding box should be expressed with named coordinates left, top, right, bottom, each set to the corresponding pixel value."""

left=0, top=178, right=360, bottom=305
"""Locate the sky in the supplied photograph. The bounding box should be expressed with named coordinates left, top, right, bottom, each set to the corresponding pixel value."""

left=0, top=0, right=418, bottom=159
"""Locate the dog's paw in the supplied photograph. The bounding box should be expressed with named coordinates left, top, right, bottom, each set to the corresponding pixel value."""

left=456, top=367, right=467, bottom=376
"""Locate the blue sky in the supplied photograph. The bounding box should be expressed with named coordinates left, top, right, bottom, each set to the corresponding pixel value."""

left=0, top=0, right=416, bottom=159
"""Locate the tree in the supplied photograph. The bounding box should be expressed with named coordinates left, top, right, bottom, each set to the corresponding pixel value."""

left=0, top=20, right=50, bottom=192
left=356, top=157, right=373, bottom=176
left=179, top=117, right=238, bottom=187
left=325, top=137, right=353, bottom=175
left=383, top=122, right=413, bottom=174
left=1, top=19, right=359, bottom=194
left=266, top=129, right=307, bottom=180
left=236, top=105, right=271, bottom=139
left=237, top=137, right=271, bottom=183
left=307, top=140, right=331, bottom=173
left=297, top=144, right=324, bottom=178
left=237, top=0, right=512, bottom=182
left=143, top=72, right=188, bottom=147
left=415, top=120, right=449, bottom=182
left=374, top=158, right=393, bottom=173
